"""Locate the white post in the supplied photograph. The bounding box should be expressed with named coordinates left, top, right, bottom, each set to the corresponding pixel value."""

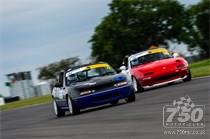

left=0, top=97, right=5, bottom=106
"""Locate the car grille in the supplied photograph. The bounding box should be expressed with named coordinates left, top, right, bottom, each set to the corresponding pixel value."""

left=78, top=82, right=116, bottom=93
left=93, top=83, right=116, bottom=92
left=155, top=73, right=178, bottom=81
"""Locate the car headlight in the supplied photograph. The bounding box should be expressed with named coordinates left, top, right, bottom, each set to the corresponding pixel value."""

left=114, top=81, right=128, bottom=87
left=176, top=64, right=185, bottom=69
left=80, top=90, right=95, bottom=96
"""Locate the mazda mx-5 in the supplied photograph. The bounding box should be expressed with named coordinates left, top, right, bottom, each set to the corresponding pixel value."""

left=52, top=62, right=135, bottom=117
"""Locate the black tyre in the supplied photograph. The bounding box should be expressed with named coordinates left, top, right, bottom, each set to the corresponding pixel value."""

left=110, top=100, right=119, bottom=105
left=53, top=100, right=65, bottom=117
left=183, top=70, right=192, bottom=82
left=67, top=96, right=80, bottom=115
left=132, top=77, right=144, bottom=93
left=126, top=92, right=136, bottom=103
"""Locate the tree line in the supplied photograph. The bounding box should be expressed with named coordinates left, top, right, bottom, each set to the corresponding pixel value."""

left=38, top=0, right=209, bottom=80
left=89, top=0, right=209, bottom=68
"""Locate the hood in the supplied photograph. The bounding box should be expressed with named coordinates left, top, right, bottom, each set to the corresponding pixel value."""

left=132, top=57, right=186, bottom=75
left=71, top=74, right=127, bottom=92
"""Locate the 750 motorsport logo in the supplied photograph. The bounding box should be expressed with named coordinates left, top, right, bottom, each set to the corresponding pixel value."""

left=163, top=96, right=205, bottom=128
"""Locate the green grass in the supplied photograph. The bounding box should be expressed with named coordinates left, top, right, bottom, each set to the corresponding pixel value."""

left=190, top=59, right=210, bottom=78
left=0, top=95, right=52, bottom=111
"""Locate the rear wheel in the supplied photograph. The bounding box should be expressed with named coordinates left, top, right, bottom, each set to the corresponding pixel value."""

left=132, top=77, right=144, bottom=93
left=67, top=96, right=80, bottom=115
left=53, top=100, right=65, bottom=117
left=183, top=70, right=192, bottom=82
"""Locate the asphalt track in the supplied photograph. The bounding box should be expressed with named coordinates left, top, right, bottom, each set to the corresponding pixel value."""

left=1, top=77, right=210, bottom=139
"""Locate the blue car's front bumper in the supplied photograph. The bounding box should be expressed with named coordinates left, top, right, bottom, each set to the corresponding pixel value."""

left=74, top=85, right=133, bottom=109
left=56, top=84, right=133, bottom=110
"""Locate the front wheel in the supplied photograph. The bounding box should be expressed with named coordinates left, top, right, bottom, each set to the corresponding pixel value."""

left=125, top=92, right=136, bottom=103
left=183, top=70, right=192, bottom=82
left=53, top=100, right=65, bottom=117
left=110, top=100, right=119, bottom=105
left=67, top=96, right=80, bottom=115
left=132, top=77, right=144, bottom=93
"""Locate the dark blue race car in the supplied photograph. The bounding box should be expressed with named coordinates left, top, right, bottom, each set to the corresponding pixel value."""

left=52, top=62, right=135, bottom=117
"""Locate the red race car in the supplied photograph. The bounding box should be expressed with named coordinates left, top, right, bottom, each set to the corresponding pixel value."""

left=120, top=48, right=191, bottom=92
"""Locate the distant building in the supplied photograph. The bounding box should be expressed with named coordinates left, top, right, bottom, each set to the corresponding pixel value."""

left=34, top=81, right=51, bottom=96
left=6, top=71, right=35, bottom=99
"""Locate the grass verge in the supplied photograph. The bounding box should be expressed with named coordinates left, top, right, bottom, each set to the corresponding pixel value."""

left=0, top=95, right=52, bottom=111
left=190, top=59, right=210, bottom=78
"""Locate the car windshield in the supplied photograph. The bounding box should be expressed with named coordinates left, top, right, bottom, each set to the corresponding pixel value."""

left=66, top=66, right=116, bottom=85
left=130, top=52, right=171, bottom=68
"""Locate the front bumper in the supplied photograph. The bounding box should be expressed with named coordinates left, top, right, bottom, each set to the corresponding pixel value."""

left=141, top=68, right=189, bottom=87
left=74, top=85, right=133, bottom=109
left=55, top=85, right=133, bottom=110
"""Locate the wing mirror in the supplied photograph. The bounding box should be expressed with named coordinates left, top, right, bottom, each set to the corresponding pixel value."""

left=119, top=66, right=127, bottom=71
left=54, top=83, right=62, bottom=88
left=172, top=52, right=180, bottom=58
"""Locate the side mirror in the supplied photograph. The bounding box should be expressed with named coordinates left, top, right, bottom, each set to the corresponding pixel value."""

left=116, top=68, right=122, bottom=73
left=172, top=52, right=180, bottom=58
left=54, top=83, right=62, bottom=88
left=119, top=66, right=127, bottom=71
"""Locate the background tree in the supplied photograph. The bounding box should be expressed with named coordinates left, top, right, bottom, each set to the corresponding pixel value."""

left=89, top=0, right=191, bottom=68
left=185, top=0, right=209, bottom=58
left=38, top=57, right=81, bottom=80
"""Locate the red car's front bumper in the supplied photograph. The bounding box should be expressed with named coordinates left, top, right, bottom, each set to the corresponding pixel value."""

left=140, top=68, right=189, bottom=87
